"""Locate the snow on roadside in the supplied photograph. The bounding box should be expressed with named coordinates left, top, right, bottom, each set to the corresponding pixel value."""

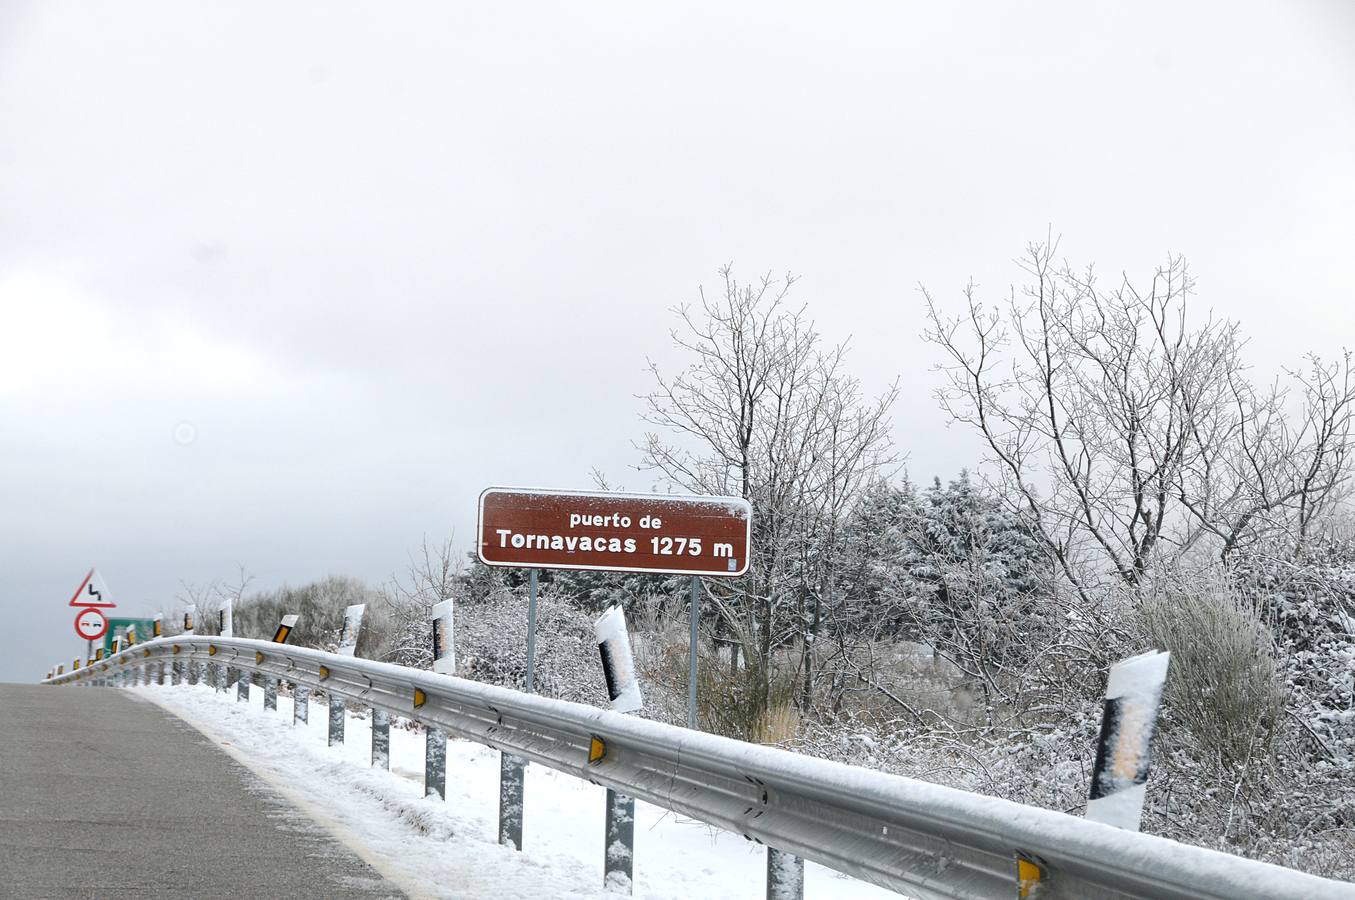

left=135, top=683, right=900, bottom=900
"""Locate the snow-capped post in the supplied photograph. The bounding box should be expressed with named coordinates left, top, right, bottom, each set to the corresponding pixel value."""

left=328, top=692, right=345, bottom=746
left=371, top=709, right=390, bottom=770
left=271, top=614, right=299, bottom=644
left=596, top=606, right=643, bottom=714
left=337, top=603, right=365, bottom=656
left=264, top=614, right=299, bottom=711
left=218, top=598, right=234, bottom=693
left=498, top=753, right=526, bottom=849
left=431, top=598, right=454, bottom=675
left=294, top=685, right=310, bottom=727
left=181, top=603, right=196, bottom=685
left=152, top=613, right=163, bottom=638
left=1086, top=650, right=1170, bottom=831
left=594, top=605, right=642, bottom=894
left=425, top=726, right=446, bottom=799
left=327, top=605, right=364, bottom=746
left=235, top=612, right=250, bottom=703
left=423, top=597, right=454, bottom=799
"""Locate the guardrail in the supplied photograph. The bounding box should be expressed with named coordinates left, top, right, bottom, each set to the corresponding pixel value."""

left=46, top=637, right=1355, bottom=900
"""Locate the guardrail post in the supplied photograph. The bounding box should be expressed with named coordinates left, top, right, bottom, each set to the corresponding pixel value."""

left=264, top=677, right=278, bottom=711
left=604, top=789, right=635, bottom=893
left=172, top=660, right=182, bottom=686
left=328, top=695, right=344, bottom=746
left=158, top=661, right=167, bottom=685
left=237, top=671, right=250, bottom=703
left=498, top=753, right=525, bottom=850
left=425, top=727, right=445, bottom=798
left=215, top=663, right=225, bottom=692
left=294, top=685, right=310, bottom=726
left=766, top=848, right=803, bottom=900
left=372, top=709, right=390, bottom=769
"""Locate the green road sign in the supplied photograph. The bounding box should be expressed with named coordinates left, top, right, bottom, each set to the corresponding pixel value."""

left=103, top=618, right=157, bottom=655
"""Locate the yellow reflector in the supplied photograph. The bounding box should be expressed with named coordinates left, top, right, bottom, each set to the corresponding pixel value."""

left=319, top=666, right=330, bottom=680
left=589, top=735, right=607, bottom=765
left=255, top=651, right=264, bottom=664
left=143, top=649, right=151, bottom=658
left=1017, top=853, right=1043, bottom=898
left=172, top=645, right=181, bottom=655
left=208, top=645, right=218, bottom=656
left=414, top=688, right=427, bottom=708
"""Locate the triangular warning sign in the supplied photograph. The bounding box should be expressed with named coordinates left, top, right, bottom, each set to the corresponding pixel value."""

left=69, top=568, right=117, bottom=609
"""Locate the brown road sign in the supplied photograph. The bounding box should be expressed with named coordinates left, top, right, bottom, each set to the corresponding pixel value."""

left=478, top=488, right=752, bottom=577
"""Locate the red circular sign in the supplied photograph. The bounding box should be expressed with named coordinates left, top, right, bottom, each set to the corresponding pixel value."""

left=74, top=607, right=109, bottom=641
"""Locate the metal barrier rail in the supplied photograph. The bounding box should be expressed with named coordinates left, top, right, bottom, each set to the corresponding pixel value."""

left=46, top=637, right=1355, bottom=900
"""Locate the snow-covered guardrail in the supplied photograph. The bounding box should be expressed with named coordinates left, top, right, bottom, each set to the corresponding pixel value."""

left=46, top=637, right=1355, bottom=900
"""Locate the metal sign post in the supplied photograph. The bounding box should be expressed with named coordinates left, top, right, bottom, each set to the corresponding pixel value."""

left=688, top=576, right=700, bottom=729
left=499, top=568, right=539, bottom=851
left=525, top=570, right=539, bottom=692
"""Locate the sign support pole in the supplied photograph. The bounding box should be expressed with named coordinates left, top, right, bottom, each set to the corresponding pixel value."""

left=525, top=569, right=539, bottom=693
left=501, top=567, right=539, bottom=852
left=688, top=576, right=700, bottom=729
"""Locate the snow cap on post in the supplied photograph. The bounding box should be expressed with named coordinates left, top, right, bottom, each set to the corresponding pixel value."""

left=272, top=614, right=299, bottom=644
left=337, top=603, right=365, bottom=657
left=431, top=599, right=454, bottom=675
left=1087, top=650, right=1170, bottom=831
left=183, top=604, right=195, bottom=633
left=594, top=605, right=642, bottom=714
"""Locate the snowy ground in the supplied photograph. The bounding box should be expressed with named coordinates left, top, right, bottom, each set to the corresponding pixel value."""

left=135, top=681, right=901, bottom=900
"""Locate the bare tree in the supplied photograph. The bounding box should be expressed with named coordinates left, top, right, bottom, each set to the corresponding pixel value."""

left=641, top=264, right=897, bottom=718
left=922, top=238, right=1355, bottom=589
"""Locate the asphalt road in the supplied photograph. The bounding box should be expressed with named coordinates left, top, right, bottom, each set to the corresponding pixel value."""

left=0, top=682, right=405, bottom=899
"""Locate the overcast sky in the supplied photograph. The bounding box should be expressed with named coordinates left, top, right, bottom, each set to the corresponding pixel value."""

left=3, top=2, right=1352, bottom=681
